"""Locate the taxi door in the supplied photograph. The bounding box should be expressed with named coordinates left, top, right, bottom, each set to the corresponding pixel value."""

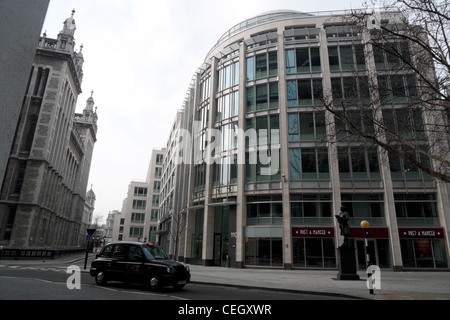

left=126, top=245, right=146, bottom=283
left=110, top=244, right=129, bottom=281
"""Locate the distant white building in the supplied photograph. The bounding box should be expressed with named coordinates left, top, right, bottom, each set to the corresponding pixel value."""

left=113, top=149, right=165, bottom=243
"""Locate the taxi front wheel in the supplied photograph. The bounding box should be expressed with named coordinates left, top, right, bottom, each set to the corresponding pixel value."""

left=95, top=271, right=108, bottom=286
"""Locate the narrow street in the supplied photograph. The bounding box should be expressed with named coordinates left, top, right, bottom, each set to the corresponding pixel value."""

left=0, top=263, right=354, bottom=301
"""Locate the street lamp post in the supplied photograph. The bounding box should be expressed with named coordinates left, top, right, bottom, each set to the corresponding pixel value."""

left=360, top=220, right=373, bottom=294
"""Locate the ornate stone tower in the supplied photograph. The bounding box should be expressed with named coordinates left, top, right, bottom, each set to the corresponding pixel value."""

left=0, top=11, right=98, bottom=256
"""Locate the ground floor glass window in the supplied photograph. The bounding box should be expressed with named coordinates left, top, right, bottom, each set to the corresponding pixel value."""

left=401, top=239, right=448, bottom=269
left=292, top=238, right=336, bottom=268
left=245, top=238, right=283, bottom=267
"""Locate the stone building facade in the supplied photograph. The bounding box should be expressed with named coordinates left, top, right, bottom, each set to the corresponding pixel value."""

left=0, top=11, right=98, bottom=256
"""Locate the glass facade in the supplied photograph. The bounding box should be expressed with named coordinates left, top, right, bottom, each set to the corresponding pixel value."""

left=164, top=11, right=449, bottom=271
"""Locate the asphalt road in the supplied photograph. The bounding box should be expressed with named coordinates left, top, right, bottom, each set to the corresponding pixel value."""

left=0, top=264, right=355, bottom=301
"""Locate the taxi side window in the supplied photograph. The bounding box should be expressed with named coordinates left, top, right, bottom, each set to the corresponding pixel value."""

left=128, top=245, right=144, bottom=261
left=112, top=244, right=128, bottom=258
left=101, top=245, right=113, bottom=257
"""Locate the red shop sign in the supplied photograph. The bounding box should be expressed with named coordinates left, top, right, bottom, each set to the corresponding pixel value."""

left=348, top=227, right=390, bottom=239
left=399, top=228, right=445, bottom=239
left=292, top=227, right=334, bottom=238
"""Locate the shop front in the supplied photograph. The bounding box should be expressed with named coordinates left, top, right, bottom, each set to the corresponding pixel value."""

left=399, top=227, right=448, bottom=269
left=292, top=227, right=336, bottom=269
left=348, top=227, right=391, bottom=269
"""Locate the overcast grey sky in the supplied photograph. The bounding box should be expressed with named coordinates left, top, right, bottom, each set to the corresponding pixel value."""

left=42, top=0, right=366, bottom=222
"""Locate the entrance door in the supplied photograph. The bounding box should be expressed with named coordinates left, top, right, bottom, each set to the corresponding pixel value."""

left=213, top=233, right=229, bottom=267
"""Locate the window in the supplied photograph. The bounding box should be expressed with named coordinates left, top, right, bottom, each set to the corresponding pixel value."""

left=328, top=45, right=366, bottom=72
left=247, top=57, right=255, bottom=81
left=212, top=154, right=238, bottom=186
left=341, top=194, right=385, bottom=225
left=245, top=238, right=283, bottom=267
left=151, top=209, right=159, bottom=221
left=287, top=79, right=323, bottom=107
left=245, top=82, right=280, bottom=112
left=401, top=239, right=448, bottom=268
left=200, top=76, right=211, bottom=103
left=269, top=52, right=278, bottom=76
left=288, top=112, right=326, bottom=141
left=247, top=195, right=283, bottom=225
left=217, top=62, right=239, bottom=91
left=100, top=245, right=114, bottom=258
left=288, top=113, right=299, bottom=142
left=131, top=212, right=145, bottom=224
left=296, top=48, right=310, bottom=73
left=298, top=80, right=312, bottom=105
left=289, top=148, right=330, bottom=180
left=328, top=47, right=339, bottom=71
left=293, top=238, right=336, bottom=268
left=13, top=162, right=27, bottom=194
left=132, top=200, right=146, bottom=210
left=291, top=194, right=332, bottom=224
left=338, top=147, right=380, bottom=180
left=256, top=84, right=268, bottom=110
left=373, top=41, right=412, bottom=71
left=395, top=194, right=438, bottom=225
left=134, top=187, right=147, bottom=197
left=255, top=54, right=267, bottom=78
left=286, top=47, right=321, bottom=74
left=216, top=91, right=239, bottom=121
left=247, top=52, right=278, bottom=81
left=112, top=244, right=128, bottom=257
left=156, top=154, right=164, bottom=165
left=286, top=49, right=296, bottom=74
left=129, top=227, right=144, bottom=238
left=151, top=195, right=159, bottom=207
left=128, top=245, right=144, bottom=261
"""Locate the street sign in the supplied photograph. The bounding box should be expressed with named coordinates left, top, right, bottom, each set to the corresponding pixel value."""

left=86, top=235, right=91, bottom=241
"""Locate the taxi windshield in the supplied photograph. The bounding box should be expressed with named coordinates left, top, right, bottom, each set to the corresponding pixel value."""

left=142, top=245, right=169, bottom=260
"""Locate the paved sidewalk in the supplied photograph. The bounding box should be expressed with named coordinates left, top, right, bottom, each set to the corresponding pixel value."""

left=187, top=264, right=450, bottom=300
left=2, top=253, right=450, bottom=300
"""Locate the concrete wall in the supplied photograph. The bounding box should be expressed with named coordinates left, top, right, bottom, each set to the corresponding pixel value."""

left=0, top=0, right=49, bottom=184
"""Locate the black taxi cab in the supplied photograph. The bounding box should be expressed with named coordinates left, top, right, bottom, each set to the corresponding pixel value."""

left=90, top=242, right=190, bottom=290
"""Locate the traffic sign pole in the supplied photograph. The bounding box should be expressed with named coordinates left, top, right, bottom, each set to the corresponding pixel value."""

left=84, top=229, right=97, bottom=270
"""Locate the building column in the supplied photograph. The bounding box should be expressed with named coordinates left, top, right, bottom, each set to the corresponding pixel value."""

left=362, top=29, right=403, bottom=270
left=277, top=31, right=293, bottom=269
left=235, top=42, right=247, bottom=268
left=318, top=27, right=344, bottom=255
left=184, top=73, right=201, bottom=264
left=201, top=57, right=218, bottom=266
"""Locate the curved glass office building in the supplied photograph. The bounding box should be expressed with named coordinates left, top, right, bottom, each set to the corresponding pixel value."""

left=157, top=10, right=450, bottom=270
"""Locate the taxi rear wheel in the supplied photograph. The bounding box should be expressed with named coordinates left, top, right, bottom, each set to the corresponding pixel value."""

left=95, top=271, right=108, bottom=286
left=148, top=277, right=161, bottom=290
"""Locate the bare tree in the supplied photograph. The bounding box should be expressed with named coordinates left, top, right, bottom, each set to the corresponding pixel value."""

left=321, top=0, right=450, bottom=182
left=167, top=210, right=187, bottom=261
